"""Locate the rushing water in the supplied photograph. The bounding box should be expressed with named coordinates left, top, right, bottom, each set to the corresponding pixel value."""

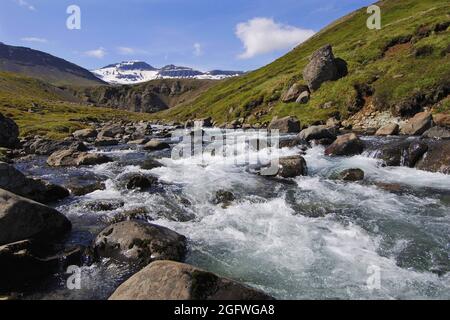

left=16, top=129, right=450, bottom=300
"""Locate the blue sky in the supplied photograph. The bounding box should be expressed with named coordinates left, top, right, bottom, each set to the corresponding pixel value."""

left=0, top=0, right=374, bottom=71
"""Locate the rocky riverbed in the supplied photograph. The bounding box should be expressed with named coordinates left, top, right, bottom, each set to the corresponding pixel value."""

left=1, top=113, right=450, bottom=300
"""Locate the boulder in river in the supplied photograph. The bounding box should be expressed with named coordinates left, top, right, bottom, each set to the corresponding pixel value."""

left=141, top=158, right=164, bottom=170
left=143, top=139, right=171, bottom=151
left=93, top=221, right=187, bottom=268
left=400, top=112, right=433, bottom=135
left=268, top=116, right=301, bottom=134
left=298, top=125, right=336, bottom=141
left=278, top=155, right=308, bottom=178
left=126, top=174, right=158, bottom=191
left=47, top=149, right=112, bottom=167
left=67, top=180, right=106, bottom=196
left=97, top=124, right=125, bottom=139
left=303, top=44, right=347, bottom=91
left=0, top=189, right=71, bottom=245
left=109, top=260, right=274, bottom=300
left=375, top=123, right=400, bottom=136
left=324, top=133, right=364, bottom=156
left=415, top=140, right=450, bottom=174
left=212, top=190, right=236, bottom=207
left=94, top=137, right=119, bottom=147
left=0, top=162, right=69, bottom=203
left=422, top=127, right=450, bottom=139
left=0, top=113, right=19, bottom=148
left=337, top=168, right=365, bottom=181
left=72, top=128, right=98, bottom=140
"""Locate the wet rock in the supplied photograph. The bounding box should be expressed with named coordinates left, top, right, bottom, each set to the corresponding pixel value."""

left=85, top=199, right=125, bottom=212
left=400, top=112, right=433, bottom=135
left=128, top=138, right=150, bottom=145
left=268, top=116, right=301, bottom=134
left=47, top=149, right=112, bottom=167
left=0, top=112, right=19, bottom=148
left=0, top=162, right=69, bottom=203
left=141, top=158, right=164, bottom=170
left=0, top=240, right=83, bottom=293
left=303, top=44, right=347, bottom=91
left=23, top=138, right=72, bottom=156
left=0, top=189, right=71, bottom=245
left=94, top=137, right=119, bottom=147
left=406, top=141, right=428, bottom=168
left=325, top=133, right=364, bottom=156
left=72, top=128, right=97, bottom=140
left=281, top=84, right=309, bottom=103
left=375, top=182, right=405, bottom=193
left=109, top=260, right=274, bottom=300
left=67, top=180, right=106, bottom=196
left=278, top=137, right=308, bottom=149
left=108, top=208, right=151, bottom=224
left=212, top=190, right=235, bottom=207
left=93, top=221, right=187, bottom=268
left=375, top=123, right=399, bottom=136
left=337, top=168, right=365, bottom=181
left=433, top=113, right=450, bottom=128
left=126, top=174, right=158, bottom=191
left=298, top=125, right=336, bottom=141
left=422, top=127, right=450, bottom=139
left=143, top=139, right=171, bottom=151
left=278, top=155, right=308, bottom=178
left=415, top=140, right=450, bottom=174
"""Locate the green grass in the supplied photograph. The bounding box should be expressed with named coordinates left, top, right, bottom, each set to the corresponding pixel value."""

left=0, top=72, right=154, bottom=140
left=153, top=0, right=450, bottom=125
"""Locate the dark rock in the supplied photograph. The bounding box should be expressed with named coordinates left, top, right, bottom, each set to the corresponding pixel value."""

left=94, top=137, right=119, bottom=147
left=401, top=112, right=433, bottom=135
left=126, top=174, right=158, bottom=191
left=0, top=189, right=71, bottom=246
left=0, top=113, right=19, bottom=148
left=281, top=84, right=309, bottom=103
left=303, top=44, right=347, bottom=91
left=415, top=140, right=450, bottom=174
left=278, top=155, right=308, bottom=178
left=85, top=199, right=125, bottom=212
left=268, top=116, right=301, bottom=134
left=47, top=149, right=112, bottom=167
left=141, top=158, right=164, bottom=170
left=128, top=138, right=150, bottom=145
left=337, top=168, right=365, bottom=181
left=407, top=141, right=428, bottom=167
left=67, top=180, right=106, bottom=196
left=325, top=133, right=364, bottom=156
left=93, top=221, right=187, bottom=268
left=299, top=125, right=336, bottom=141
left=143, top=139, right=171, bottom=151
left=213, top=190, right=235, bottom=207
left=23, top=138, right=70, bottom=156
left=109, top=260, right=274, bottom=300
left=0, top=162, right=69, bottom=203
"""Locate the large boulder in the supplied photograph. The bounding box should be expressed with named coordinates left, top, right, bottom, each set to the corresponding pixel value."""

left=375, top=123, right=400, bottom=136
left=433, top=113, right=450, bottom=128
left=97, top=124, right=125, bottom=139
left=109, top=260, right=274, bottom=300
left=143, top=139, right=171, bottom=151
left=400, top=112, right=433, bottom=135
left=0, top=162, right=69, bottom=203
left=0, top=189, right=71, bottom=245
left=268, top=116, right=301, bottom=134
left=415, top=140, right=450, bottom=174
left=72, top=128, right=98, bottom=140
left=281, top=84, right=309, bottom=103
left=0, top=113, right=19, bottom=148
left=277, top=155, right=308, bottom=178
left=303, top=45, right=347, bottom=91
left=22, top=138, right=73, bottom=155
left=47, top=149, right=112, bottom=167
left=422, top=127, right=450, bottom=139
left=298, top=125, right=336, bottom=141
left=93, top=221, right=187, bottom=268
left=337, top=168, right=365, bottom=181
left=325, top=133, right=364, bottom=156
left=126, top=174, right=158, bottom=191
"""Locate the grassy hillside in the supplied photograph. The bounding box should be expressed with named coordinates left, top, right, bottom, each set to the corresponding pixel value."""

left=154, top=0, right=450, bottom=125
left=0, top=72, right=153, bottom=140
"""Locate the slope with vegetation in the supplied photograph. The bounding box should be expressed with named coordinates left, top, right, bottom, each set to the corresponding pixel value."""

left=153, top=0, right=450, bottom=126
left=0, top=72, right=153, bottom=139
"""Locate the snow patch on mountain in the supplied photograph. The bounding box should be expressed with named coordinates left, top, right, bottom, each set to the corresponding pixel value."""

left=92, top=61, right=244, bottom=85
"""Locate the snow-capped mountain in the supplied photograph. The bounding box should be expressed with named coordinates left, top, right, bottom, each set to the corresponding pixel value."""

left=92, top=61, right=244, bottom=85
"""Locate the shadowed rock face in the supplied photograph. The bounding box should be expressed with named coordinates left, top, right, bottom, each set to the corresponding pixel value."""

left=0, top=113, right=19, bottom=148
left=401, top=112, right=433, bottom=135
left=0, top=189, right=71, bottom=246
left=109, top=260, right=275, bottom=300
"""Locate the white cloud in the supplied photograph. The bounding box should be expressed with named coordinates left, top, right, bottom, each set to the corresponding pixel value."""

left=84, top=47, right=107, bottom=59
left=193, top=43, right=203, bottom=57
left=117, top=47, right=136, bottom=55
left=15, top=0, right=35, bottom=11
left=235, top=17, right=315, bottom=59
left=21, top=37, right=47, bottom=43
